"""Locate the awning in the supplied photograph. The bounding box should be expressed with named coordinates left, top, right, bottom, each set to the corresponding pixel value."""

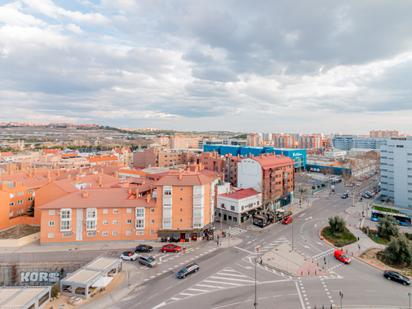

left=91, top=276, right=113, bottom=288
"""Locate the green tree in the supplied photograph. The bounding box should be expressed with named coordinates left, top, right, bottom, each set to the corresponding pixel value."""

left=328, top=216, right=346, bottom=234
left=383, top=234, right=412, bottom=267
left=378, top=216, right=399, bottom=240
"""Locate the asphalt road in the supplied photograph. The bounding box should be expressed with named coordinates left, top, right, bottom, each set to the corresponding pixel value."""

left=106, top=178, right=412, bottom=309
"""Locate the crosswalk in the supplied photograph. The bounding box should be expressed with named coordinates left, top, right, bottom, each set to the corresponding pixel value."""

left=165, top=267, right=255, bottom=303
left=225, top=227, right=247, bottom=236
left=258, top=237, right=290, bottom=253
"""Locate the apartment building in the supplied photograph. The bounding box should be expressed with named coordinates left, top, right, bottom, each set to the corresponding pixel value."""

left=39, top=169, right=218, bottom=244
left=0, top=181, right=35, bottom=230
left=370, top=130, right=399, bottom=138
left=39, top=188, right=159, bottom=243
left=380, top=138, right=412, bottom=214
left=198, top=152, right=241, bottom=187
left=237, top=154, right=294, bottom=208
left=133, top=148, right=193, bottom=168
left=155, top=170, right=219, bottom=240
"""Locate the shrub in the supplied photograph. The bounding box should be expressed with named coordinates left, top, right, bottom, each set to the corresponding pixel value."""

left=328, top=216, right=346, bottom=234
left=377, top=216, right=399, bottom=240
left=383, top=234, right=412, bottom=267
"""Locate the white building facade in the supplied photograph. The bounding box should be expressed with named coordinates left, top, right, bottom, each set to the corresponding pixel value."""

left=380, top=138, right=412, bottom=213
left=216, top=188, right=262, bottom=225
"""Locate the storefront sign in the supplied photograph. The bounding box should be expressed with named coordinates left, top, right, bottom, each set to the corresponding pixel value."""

left=20, top=271, right=60, bottom=283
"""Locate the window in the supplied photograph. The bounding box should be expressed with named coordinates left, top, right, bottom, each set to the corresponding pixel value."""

left=103, top=220, right=108, bottom=225
left=112, top=220, right=119, bottom=225
left=47, top=233, right=55, bottom=239
left=136, top=207, right=145, bottom=229
left=125, top=230, right=132, bottom=236
left=126, top=208, right=132, bottom=214
left=102, top=231, right=108, bottom=237
left=48, top=221, right=55, bottom=227
left=28, top=197, right=33, bottom=201
left=87, top=231, right=96, bottom=237
left=9, top=202, right=14, bottom=207
left=86, top=208, right=97, bottom=231
left=126, top=219, right=132, bottom=224
left=164, top=189, right=172, bottom=195
left=112, top=231, right=118, bottom=236
left=48, top=210, right=55, bottom=216
left=103, top=208, right=108, bottom=214
left=60, top=208, right=72, bottom=232
left=17, top=191, right=24, bottom=196
left=230, top=206, right=235, bottom=211
left=113, top=209, right=119, bottom=214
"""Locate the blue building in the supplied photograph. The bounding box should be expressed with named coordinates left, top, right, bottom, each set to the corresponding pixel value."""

left=202, top=145, right=307, bottom=169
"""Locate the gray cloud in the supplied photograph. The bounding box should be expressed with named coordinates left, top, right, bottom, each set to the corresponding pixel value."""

left=0, top=0, right=411, bottom=133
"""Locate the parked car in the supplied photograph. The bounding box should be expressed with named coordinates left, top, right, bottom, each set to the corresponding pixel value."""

left=383, top=270, right=410, bottom=285
left=334, top=249, right=351, bottom=264
left=160, top=244, right=182, bottom=253
left=135, top=244, right=153, bottom=253
left=176, top=263, right=200, bottom=279
left=138, top=255, right=156, bottom=268
left=341, top=193, right=349, bottom=199
left=362, top=192, right=372, bottom=199
left=282, top=215, right=293, bottom=225
left=120, top=251, right=139, bottom=261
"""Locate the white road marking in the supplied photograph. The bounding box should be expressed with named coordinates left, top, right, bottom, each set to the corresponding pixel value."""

left=295, top=281, right=307, bottom=309
left=203, top=280, right=242, bottom=286
left=209, top=276, right=254, bottom=283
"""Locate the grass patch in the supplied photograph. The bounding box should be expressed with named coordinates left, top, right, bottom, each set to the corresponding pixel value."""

left=372, top=205, right=400, bottom=214
left=361, top=228, right=390, bottom=245
left=322, top=226, right=357, bottom=247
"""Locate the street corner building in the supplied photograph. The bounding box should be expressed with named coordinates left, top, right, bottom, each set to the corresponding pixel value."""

left=38, top=169, right=219, bottom=244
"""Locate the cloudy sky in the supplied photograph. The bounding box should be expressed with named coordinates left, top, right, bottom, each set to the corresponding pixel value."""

left=0, top=0, right=411, bottom=133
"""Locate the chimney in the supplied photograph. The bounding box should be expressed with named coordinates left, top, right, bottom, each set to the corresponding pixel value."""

left=178, top=171, right=183, bottom=180
left=75, top=174, right=80, bottom=181
left=146, top=193, right=151, bottom=203
left=81, top=191, right=89, bottom=199
left=98, top=175, right=103, bottom=187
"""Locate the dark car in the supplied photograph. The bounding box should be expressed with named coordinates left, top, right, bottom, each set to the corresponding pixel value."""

left=176, top=263, right=199, bottom=279
left=138, top=255, right=156, bottom=268
left=341, top=193, right=349, bottom=199
left=135, top=244, right=153, bottom=253
left=383, top=270, right=410, bottom=285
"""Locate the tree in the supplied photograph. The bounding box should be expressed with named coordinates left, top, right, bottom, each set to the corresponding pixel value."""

left=328, top=216, right=346, bottom=234
left=383, top=234, right=412, bottom=267
left=378, top=216, right=399, bottom=240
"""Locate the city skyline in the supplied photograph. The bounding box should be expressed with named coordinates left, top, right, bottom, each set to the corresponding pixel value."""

left=0, top=1, right=412, bottom=133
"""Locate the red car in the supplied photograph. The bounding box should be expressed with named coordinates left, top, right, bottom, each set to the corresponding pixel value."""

left=161, top=244, right=182, bottom=253
left=334, top=249, right=351, bottom=264
left=282, top=216, right=293, bottom=225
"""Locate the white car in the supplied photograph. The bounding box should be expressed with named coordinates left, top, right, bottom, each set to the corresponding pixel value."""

left=120, top=251, right=139, bottom=261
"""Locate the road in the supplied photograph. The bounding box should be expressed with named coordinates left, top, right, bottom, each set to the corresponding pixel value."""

left=80, top=178, right=412, bottom=309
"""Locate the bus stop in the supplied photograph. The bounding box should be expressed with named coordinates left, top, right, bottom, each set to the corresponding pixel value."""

left=60, top=257, right=122, bottom=299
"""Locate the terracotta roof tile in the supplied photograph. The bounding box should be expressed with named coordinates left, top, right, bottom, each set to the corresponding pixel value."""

left=40, top=188, right=154, bottom=210
left=219, top=188, right=260, bottom=200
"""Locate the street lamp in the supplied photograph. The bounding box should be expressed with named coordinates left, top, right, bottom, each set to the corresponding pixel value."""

left=339, top=291, right=343, bottom=309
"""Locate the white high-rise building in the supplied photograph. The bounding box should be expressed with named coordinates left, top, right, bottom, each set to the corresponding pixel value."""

left=380, top=138, right=412, bottom=213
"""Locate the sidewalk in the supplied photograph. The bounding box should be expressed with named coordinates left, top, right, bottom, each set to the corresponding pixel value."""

left=261, top=243, right=325, bottom=277
left=0, top=238, right=212, bottom=254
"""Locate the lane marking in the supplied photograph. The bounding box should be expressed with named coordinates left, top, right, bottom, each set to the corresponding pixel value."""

left=295, top=281, right=306, bottom=309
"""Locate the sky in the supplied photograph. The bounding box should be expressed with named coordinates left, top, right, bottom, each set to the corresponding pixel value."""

left=0, top=0, right=412, bottom=134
